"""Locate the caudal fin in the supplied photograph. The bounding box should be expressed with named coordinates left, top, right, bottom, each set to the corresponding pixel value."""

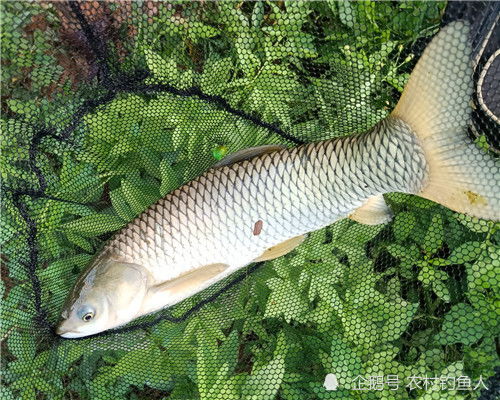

left=391, top=21, right=499, bottom=221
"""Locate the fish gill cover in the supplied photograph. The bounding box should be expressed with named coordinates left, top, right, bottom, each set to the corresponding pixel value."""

left=1, top=1, right=499, bottom=399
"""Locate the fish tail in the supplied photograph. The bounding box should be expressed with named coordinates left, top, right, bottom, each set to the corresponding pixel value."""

left=391, top=20, right=499, bottom=221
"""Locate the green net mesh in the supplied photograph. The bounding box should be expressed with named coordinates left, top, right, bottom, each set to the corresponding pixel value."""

left=1, top=1, right=499, bottom=399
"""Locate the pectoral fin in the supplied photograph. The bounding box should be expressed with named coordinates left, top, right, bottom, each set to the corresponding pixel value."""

left=140, top=263, right=230, bottom=315
left=349, top=194, right=393, bottom=225
left=151, top=263, right=230, bottom=296
left=214, top=144, right=285, bottom=168
left=254, top=235, right=306, bottom=262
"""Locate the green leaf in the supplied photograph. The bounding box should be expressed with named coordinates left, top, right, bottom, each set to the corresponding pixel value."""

left=241, top=356, right=285, bottom=400
left=58, top=156, right=101, bottom=201
left=205, top=363, right=240, bottom=400
left=337, top=0, right=357, bottom=29
left=218, top=330, right=239, bottom=374
left=188, top=21, right=221, bottom=42
left=7, top=331, right=36, bottom=360
left=417, top=261, right=451, bottom=303
left=201, top=57, right=232, bottom=96
left=235, top=34, right=260, bottom=76
left=340, top=222, right=385, bottom=245
left=62, top=202, right=95, bottom=217
left=144, top=49, right=180, bottom=84
left=264, top=278, right=308, bottom=323
left=393, top=211, right=416, bottom=241
left=417, top=263, right=435, bottom=285
left=386, top=243, right=420, bottom=261
left=159, top=158, right=183, bottom=197
left=379, top=300, right=418, bottom=342
left=435, top=303, right=484, bottom=345
left=91, top=344, right=171, bottom=393
left=41, top=254, right=92, bottom=278
left=196, top=332, right=219, bottom=400
left=65, top=231, right=93, bottom=252
left=137, top=148, right=162, bottom=180
left=110, top=187, right=136, bottom=222
left=467, top=245, right=500, bottom=290
left=340, top=308, right=379, bottom=348
left=323, top=335, right=362, bottom=387
left=62, top=214, right=126, bottom=237
left=121, top=178, right=159, bottom=215
left=454, top=214, right=491, bottom=233
left=251, top=1, right=264, bottom=27
left=7, top=99, right=37, bottom=116
left=448, top=241, right=484, bottom=264
left=54, top=341, right=86, bottom=372
left=423, top=214, right=443, bottom=255
left=300, top=260, right=343, bottom=302
left=0, top=387, right=15, bottom=400
left=432, top=279, right=451, bottom=302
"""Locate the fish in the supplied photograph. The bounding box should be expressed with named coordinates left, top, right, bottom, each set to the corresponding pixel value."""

left=57, top=21, right=499, bottom=338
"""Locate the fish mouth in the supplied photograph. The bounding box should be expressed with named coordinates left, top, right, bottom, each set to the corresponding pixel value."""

left=56, top=324, right=85, bottom=338
left=56, top=328, right=85, bottom=339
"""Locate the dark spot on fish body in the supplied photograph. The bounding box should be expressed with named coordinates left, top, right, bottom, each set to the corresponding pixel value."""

left=253, top=220, right=263, bottom=236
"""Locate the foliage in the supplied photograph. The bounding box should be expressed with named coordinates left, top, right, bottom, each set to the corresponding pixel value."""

left=2, top=1, right=498, bottom=400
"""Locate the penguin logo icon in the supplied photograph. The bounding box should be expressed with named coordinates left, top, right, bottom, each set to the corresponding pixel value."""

left=323, top=373, right=338, bottom=391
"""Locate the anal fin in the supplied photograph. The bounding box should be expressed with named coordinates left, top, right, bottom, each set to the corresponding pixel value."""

left=254, top=235, right=306, bottom=262
left=213, top=144, right=285, bottom=168
left=349, top=194, right=393, bottom=225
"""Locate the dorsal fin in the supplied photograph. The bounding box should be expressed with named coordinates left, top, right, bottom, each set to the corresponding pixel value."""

left=349, top=194, right=393, bottom=225
left=213, top=144, right=285, bottom=168
left=253, top=235, right=306, bottom=262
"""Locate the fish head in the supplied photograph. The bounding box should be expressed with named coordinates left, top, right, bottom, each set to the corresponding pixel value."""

left=56, top=254, right=150, bottom=338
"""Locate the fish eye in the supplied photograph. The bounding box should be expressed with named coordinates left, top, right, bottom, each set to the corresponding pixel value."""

left=82, top=312, right=94, bottom=322
left=77, top=305, right=95, bottom=322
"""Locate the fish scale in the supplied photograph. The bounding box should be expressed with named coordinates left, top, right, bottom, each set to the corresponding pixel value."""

left=105, top=117, right=427, bottom=283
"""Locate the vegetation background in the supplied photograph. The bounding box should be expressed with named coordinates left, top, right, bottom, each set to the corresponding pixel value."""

left=1, top=1, right=498, bottom=399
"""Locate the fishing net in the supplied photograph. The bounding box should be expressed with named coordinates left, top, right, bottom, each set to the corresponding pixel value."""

left=1, top=1, right=499, bottom=399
